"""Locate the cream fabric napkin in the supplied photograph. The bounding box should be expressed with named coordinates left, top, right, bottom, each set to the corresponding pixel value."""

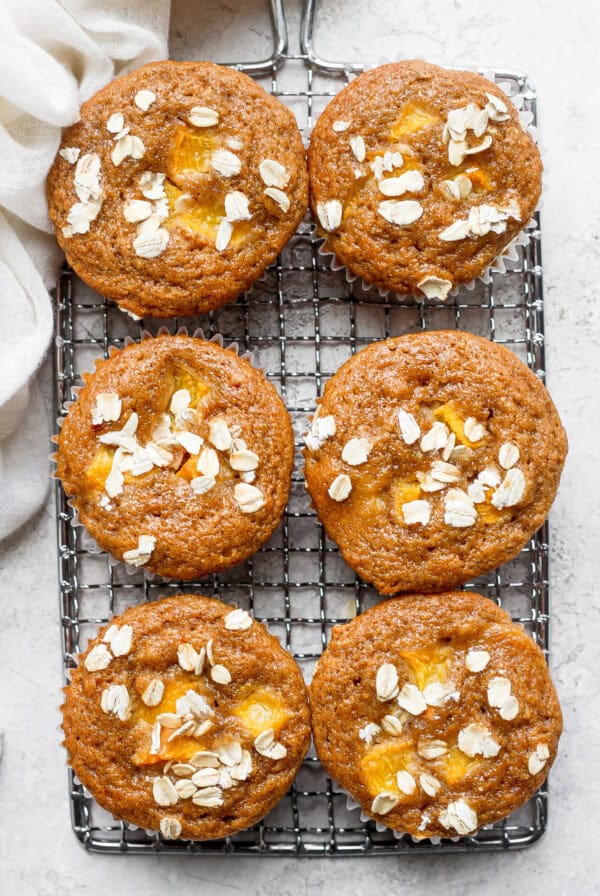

left=0, top=0, right=170, bottom=539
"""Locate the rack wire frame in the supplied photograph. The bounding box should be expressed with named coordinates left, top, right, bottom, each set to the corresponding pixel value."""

left=53, top=17, right=550, bottom=857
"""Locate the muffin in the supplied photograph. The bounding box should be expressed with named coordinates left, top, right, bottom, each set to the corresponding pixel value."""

left=47, top=61, right=308, bottom=318
left=62, top=594, right=311, bottom=840
left=304, top=331, right=567, bottom=594
left=55, top=334, right=294, bottom=579
left=309, top=60, right=541, bottom=299
left=310, top=592, right=562, bottom=839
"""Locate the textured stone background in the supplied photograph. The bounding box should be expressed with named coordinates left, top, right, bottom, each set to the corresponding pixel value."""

left=1, top=0, right=598, bottom=892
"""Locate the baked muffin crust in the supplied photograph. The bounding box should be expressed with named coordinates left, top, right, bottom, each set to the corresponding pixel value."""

left=310, top=592, right=562, bottom=838
left=56, top=334, right=294, bottom=579
left=309, top=60, right=542, bottom=298
left=304, top=331, right=567, bottom=594
left=62, top=594, right=311, bottom=840
left=47, top=61, right=308, bottom=317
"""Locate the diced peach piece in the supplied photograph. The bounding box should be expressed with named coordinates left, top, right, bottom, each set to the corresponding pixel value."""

left=130, top=677, right=213, bottom=766
left=399, top=646, right=453, bottom=690
left=176, top=454, right=200, bottom=481
left=443, top=745, right=478, bottom=784
left=231, top=688, right=292, bottom=738
left=360, top=740, right=416, bottom=797
left=172, top=366, right=210, bottom=407
left=433, top=402, right=485, bottom=447
left=392, top=481, right=422, bottom=523
left=465, top=166, right=494, bottom=192
left=390, top=103, right=441, bottom=139
left=86, top=445, right=114, bottom=491
left=169, top=126, right=216, bottom=176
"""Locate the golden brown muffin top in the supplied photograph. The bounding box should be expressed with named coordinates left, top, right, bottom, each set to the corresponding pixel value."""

left=47, top=61, right=308, bottom=317
left=56, top=335, right=294, bottom=579
left=310, top=591, right=562, bottom=839
left=309, top=60, right=541, bottom=297
left=304, top=331, right=567, bottom=594
left=63, top=594, right=311, bottom=841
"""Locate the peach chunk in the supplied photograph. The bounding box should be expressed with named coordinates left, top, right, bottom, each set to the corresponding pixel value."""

left=361, top=740, right=417, bottom=797
left=231, top=688, right=292, bottom=738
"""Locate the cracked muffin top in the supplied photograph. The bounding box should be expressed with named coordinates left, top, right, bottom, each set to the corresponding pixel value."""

left=304, top=330, right=567, bottom=594
left=309, top=60, right=541, bottom=299
left=55, top=334, right=294, bottom=579
left=62, top=594, right=311, bottom=841
left=310, top=591, right=562, bottom=839
left=47, top=61, right=308, bottom=317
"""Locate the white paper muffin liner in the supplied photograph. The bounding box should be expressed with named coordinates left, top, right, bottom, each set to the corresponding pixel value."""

left=51, top=326, right=261, bottom=580
left=344, top=791, right=463, bottom=844
left=313, top=65, right=546, bottom=304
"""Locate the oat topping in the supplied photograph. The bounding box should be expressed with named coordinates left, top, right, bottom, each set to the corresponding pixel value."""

left=420, top=421, right=449, bottom=453
left=317, top=199, right=343, bottom=232
left=440, top=202, right=521, bottom=242
left=100, top=684, right=132, bottom=721
left=328, top=473, right=352, bottom=502
left=233, top=482, right=265, bottom=513
left=259, top=159, right=289, bottom=189
left=139, top=171, right=166, bottom=200
left=444, top=488, right=477, bottom=528
left=224, top=608, right=252, bottom=631
left=224, top=191, right=252, bottom=222
left=153, top=776, right=179, bottom=807
left=498, top=442, right=520, bottom=469
left=527, top=743, right=550, bottom=775
left=359, top=722, right=381, bottom=745
left=422, top=681, right=459, bottom=707
left=123, top=534, right=156, bottom=567
left=197, top=446, right=220, bottom=478
left=61, top=152, right=104, bottom=238
left=397, top=683, right=427, bottom=716
left=402, top=500, right=431, bottom=526
left=491, top=468, right=525, bottom=509
left=430, top=460, right=461, bottom=483
left=332, top=119, right=351, bottom=133
left=59, top=147, right=80, bottom=164
left=135, top=90, right=156, bottom=111
left=378, top=199, right=423, bottom=226
left=85, top=640, right=116, bottom=677
left=211, top=149, right=242, bottom=177
left=91, top=392, right=122, bottom=425
left=229, top=448, right=259, bottom=472
left=123, top=199, right=153, bottom=223
left=418, top=739, right=448, bottom=759
left=396, top=770, right=417, bottom=795
left=441, top=173, right=472, bottom=200
left=263, top=187, right=290, bottom=213
left=176, top=430, right=203, bottom=456
left=142, top=679, right=165, bottom=707
left=341, top=437, right=371, bottom=466
left=215, top=218, right=233, bottom=251
left=104, top=623, right=134, bottom=657
left=465, top=649, right=490, bottom=673
left=458, top=722, right=501, bottom=758
left=420, top=773, right=441, bottom=797
left=254, top=728, right=287, bottom=760
left=371, top=792, right=399, bottom=815
left=398, top=409, right=421, bottom=445
left=377, top=170, right=424, bottom=197
left=487, top=676, right=519, bottom=720
left=417, top=276, right=453, bottom=301
left=107, top=112, right=125, bottom=133
left=305, top=408, right=336, bottom=451
left=381, top=714, right=404, bottom=736
left=188, top=106, right=219, bottom=128
left=439, top=798, right=478, bottom=835
left=208, top=416, right=232, bottom=451
left=376, top=663, right=399, bottom=702
left=160, top=817, right=182, bottom=839
left=349, top=135, right=366, bottom=163
left=370, top=151, right=403, bottom=181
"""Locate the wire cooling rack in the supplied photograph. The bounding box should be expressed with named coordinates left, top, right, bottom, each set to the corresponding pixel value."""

left=53, top=0, right=550, bottom=856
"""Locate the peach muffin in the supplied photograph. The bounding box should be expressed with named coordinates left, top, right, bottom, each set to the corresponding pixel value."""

left=309, top=60, right=541, bottom=299
left=55, top=334, right=294, bottom=579
left=47, top=61, right=308, bottom=317
left=304, top=331, right=567, bottom=594
left=310, top=592, right=562, bottom=839
left=62, top=595, right=311, bottom=840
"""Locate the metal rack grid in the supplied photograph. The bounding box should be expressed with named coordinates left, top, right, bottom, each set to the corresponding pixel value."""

left=53, top=2, right=550, bottom=857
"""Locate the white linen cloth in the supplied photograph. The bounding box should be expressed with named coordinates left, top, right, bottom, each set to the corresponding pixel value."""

left=0, top=0, right=170, bottom=539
